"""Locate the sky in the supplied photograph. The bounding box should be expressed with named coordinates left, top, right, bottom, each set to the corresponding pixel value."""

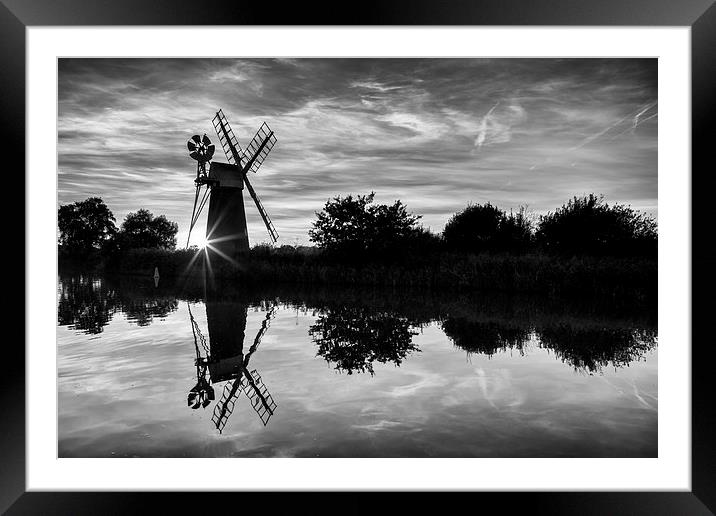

left=58, top=58, right=657, bottom=247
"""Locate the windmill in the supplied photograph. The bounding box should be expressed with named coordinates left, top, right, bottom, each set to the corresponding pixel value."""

left=210, top=301, right=278, bottom=432
left=187, top=302, right=215, bottom=410
left=186, top=109, right=279, bottom=262
left=187, top=300, right=278, bottom=433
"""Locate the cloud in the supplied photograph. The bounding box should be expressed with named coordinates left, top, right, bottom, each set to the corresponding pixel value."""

left=351, top=80, right=403, bottom=92
left=473, top=101, right=527, bottom=151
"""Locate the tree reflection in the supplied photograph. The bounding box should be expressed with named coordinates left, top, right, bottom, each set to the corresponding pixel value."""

left=57, top=276, right=118, bottom=334
left=441, top=318, right=531, bottom=357
left=441, top=313, right=656, bottom=373
left=57, top=275, right=178, bottom=333
left=123, top=297, right=178, bottom=326
left=309, top=306, right=420, bottom=375
left=537, top=326, right=657, bottom=373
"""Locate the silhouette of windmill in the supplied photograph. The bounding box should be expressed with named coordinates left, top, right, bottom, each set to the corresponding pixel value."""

left=186, top=109, right=278, bottom=263
left=187, top=303, right=215, bottom=410
left=187, top=300, right=278, bottom=433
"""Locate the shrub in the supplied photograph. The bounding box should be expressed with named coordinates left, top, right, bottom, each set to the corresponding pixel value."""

left=58, top=197, right=117, bottom=258
left=309, top=192, right=425, bottom=260
left=536, top=194, right=657, bottom=257
left=443, top=203, right=532, bottom=254
left=115, top=209, right=179, bottom=251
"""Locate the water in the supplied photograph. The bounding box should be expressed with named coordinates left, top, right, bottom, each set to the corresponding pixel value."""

left=57, top=274, right=657, bottom=458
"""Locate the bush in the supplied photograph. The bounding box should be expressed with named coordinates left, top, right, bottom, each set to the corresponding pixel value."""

left=115, top=209, right=179, bottom=251
left=443, top=203, right=532, bottom=254
left=58, top=197, right=117, bottom=258
left=536, top=194, right=657, bottom=257
left=309, top=192, right=429, bottom=260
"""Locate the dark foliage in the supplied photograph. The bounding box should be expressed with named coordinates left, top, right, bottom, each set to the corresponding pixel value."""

left=57, top=194, right=656, bottom=304
left=442, top=318, right=531, bottom=356
left=538, top=326, right=657, bottom=373
left=309, top=192, right=427, bottom=260
left=57, top=275, right=118, bottom=334
left=57, top=272, right=656, bottom=374
left=58, top=197, right=117, bottom=258
left=123, top=297, right=179, bottom=327
left=57, top=275, right=178, bottom=334
left=536, top=194, right=657, bottom=257
left=309, top=306, right=420, bottom=375
left=115, top=208, right=179, bottom=251
left=443, top=203, right=532, bottom=254
left=111, top=247, right=199, bottom=277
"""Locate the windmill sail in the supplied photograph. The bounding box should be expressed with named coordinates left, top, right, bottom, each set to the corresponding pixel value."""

left=212, top=377, right=242, bottom=432
left=210, top=304, right=279, bottom=433
left=241, top=122, right=277, bottom=174
left=212, top=109, right=245, bottom=167
left=244, top=174, right=279, bottom=243
left=241, top=369, right=277, bottom=425
left=197, top=110, right=279, bottom=252
left=211, top=370, right=277, bottom=432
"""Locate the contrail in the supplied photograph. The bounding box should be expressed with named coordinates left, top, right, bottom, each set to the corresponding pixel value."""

left=528, top=100, right=657, bottom=171
left=474, top=101, right=500, bottom=151
left=567, top=102, right=655, bottom=152
left=632, top=101, right=658, bottom=130
left=610, top=105, right=658, bottom=140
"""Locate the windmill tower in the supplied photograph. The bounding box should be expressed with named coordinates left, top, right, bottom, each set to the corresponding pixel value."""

left=186, top=109, right=279, bottom=264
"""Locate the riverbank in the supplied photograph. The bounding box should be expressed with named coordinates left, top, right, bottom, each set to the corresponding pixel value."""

left=59, top=245, right=657, bottom=304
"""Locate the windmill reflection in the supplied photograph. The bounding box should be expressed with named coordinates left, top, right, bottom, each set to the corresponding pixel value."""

left=187, top=304, right=215, bottom=410
left=187, top=299, right=278, bottom=432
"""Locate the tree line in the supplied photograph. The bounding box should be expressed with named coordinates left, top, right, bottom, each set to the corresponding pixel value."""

left=309, top=192, right=657, bottom=259
left=58, top=197, right=178, bottom=260
left=58, top=192, right=657, bottom=265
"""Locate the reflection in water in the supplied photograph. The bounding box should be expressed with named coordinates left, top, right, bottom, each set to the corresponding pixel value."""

left=57, top=275, right=658, bottom=457
left=441, top=319, right=531, bottom=357
left=58, top=275, right=657, bottom=375
left=122, top=296, right=178, bottom=327
left=537, top=326, right=657, bottom=373
left=188, top=299, right=278, bottom=433
left=309, top=306, right=420, bottom=375
left=57, top=276, right=118, bottom=334
left=187, top=304, right=214, bottom=410
left=441, top=318, right=657, bottom=373
left=58, top=275, right=178, bottom=333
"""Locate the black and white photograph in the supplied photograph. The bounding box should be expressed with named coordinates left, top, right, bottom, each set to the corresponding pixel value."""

left=56, top=57, right=659, bottom=458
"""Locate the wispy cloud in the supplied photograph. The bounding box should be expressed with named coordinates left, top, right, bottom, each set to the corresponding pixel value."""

left=473, top=101, right=527, bottom=152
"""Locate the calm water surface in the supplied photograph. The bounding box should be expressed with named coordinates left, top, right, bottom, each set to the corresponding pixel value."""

left=58, top=275, right=657, bottom=457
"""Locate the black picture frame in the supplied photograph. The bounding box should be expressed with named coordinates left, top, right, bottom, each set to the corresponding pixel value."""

left=5, top=0, right=715, bottom=513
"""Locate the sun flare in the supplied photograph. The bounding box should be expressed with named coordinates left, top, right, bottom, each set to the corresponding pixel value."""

left=191, top=235, right=208, bottom=249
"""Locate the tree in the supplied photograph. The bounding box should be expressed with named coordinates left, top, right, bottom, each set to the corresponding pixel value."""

left=442, top=203, right=532, bottom=254
left=309, top=192, right=423, bottom=258
left=442, top=317, right=530, bottom=357
left=499, top=207, right=534, bottom=254
left=309, top=306, right=420, bottom=375
left=58, top=197, right=117, bottom=257
left=536, top=194, right=657, bottom=256
left=117, top=209, right=178, bottom=250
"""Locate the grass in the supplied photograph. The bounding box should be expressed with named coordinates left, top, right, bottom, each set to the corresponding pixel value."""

left=60, top=244, right=656, bottom=305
